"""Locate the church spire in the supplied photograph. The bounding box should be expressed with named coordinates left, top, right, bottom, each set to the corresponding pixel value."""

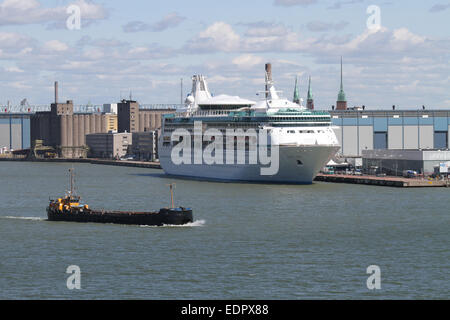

left=307, top=76, right=313, bottom=100
left=293, top=76, right=300, bottom=104
left=336, top=56, right=347, bottom=110
left=306, top=76, right=314, bottom=110
left=337, top=56, right=346, bottom=102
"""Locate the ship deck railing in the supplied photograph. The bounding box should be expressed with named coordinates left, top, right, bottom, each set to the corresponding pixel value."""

left=172, top=109, right=331, bottom=118
left=190, top=110, right=233, bottom=117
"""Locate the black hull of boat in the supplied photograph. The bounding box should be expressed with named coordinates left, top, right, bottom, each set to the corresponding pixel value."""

left=47, top=207, right=193, bottom=226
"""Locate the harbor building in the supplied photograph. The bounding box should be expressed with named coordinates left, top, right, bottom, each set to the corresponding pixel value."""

left=30, top=82, right=117, bottom=158
left=103, top=103, right=118, bottom=114
left=104, top=113, right=118, bottom=132
left=118, top=99, right=140, bottom=133
left=330, top=110, right=450, bottom=157
left=117, top=99, right=175, bottom=133
left=29, top=82, right=171, bottom=159
left=86, top=132, right=132, bottom=159
left=362, top=149, right=450, bottom=176
left=0, top=114, right=31, bottom=151
left=131, top=131, right=158, bottom=161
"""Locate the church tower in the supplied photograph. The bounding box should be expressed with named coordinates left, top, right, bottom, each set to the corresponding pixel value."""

left=336, top=57, right=347, bottom=110
left=306, top=76, right=314, bottom=110
left=293, top=76, right=300, bottom=104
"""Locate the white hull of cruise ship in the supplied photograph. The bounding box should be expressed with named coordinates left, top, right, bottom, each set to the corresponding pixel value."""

left=159, top=144, right=340, bottom=184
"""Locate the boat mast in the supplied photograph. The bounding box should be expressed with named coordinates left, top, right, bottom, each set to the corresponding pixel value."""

left=168, top=183, right=176, bottom=208
left=68, top=167, right=75, bottom=198
left=265, top=63, right=272, bottom=99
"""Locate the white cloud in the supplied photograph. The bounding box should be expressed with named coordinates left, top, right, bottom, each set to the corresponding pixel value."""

left=82, top=48, right=104, bottom=60
left=151, top=12, right=186, bottom=31
left=123, top=12, right=186, bottom=33
left=185, top=22, right=241, bottom=53
left=20, top=47, right=33, bottom=55
left=60, top=60, right=94, bottom=70
left=0, top=0, right=107, bottom=26
left=44, top=40, right=69, bottom=52
left=394, top=80, right=420, bottom=93
left=392, top=28, right=426, bottom=45
left=183, top=21, right=442, bottom=64
left=429, top=3, right=450, bottom=13
left=128, top=47, right=149, bottom=55
left=73, top=0, right=107, bottom=20
left=5, top=66, right=24, bottom=73
left=327, top=0, right=364, bottom=10
left=207, top=75, right=242, bottom=84
left=306, top=20, right=349, bottom=32
left=232, top=54, right=265, bottom=69
left=198, top=22, right=240, bottom=50
left=0, top=31, right=31, bottom=48
left=9, top=81, right=31, bottom=89
left=274, top=0, right=318, bottom=6
left=245, top=24, right=290, bottom=37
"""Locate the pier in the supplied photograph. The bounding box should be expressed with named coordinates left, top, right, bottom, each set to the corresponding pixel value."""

left=0, top=156, right=161, bottom=169
left=315, top=173, right=450, bottom=188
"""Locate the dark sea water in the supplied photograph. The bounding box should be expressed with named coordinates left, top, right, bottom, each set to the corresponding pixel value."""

left=0, top=162, right=448, bottom=299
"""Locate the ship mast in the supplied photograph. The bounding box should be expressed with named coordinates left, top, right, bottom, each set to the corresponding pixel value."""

left=68, top=167, right=76, bottom=199
left=168, top=183, right=176, bottom=208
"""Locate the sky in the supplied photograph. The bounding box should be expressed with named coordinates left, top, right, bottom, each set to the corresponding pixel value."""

left=0, top=0, right=449, bottom=109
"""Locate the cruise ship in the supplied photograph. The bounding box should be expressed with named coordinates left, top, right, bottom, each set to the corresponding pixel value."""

left=159, top=64, right=340, bottom=184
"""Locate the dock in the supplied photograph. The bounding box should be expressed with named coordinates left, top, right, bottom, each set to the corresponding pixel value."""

left=0, top=156, right=162, bottom=169
left=315, top=174, right=450, bottom=188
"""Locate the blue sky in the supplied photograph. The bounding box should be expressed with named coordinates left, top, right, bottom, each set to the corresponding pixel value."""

left=0, top=0, right=449, bottom=109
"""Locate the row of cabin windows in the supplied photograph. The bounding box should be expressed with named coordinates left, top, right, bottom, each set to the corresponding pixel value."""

left=162, top=141, right=264, bottom=151
left=270, top=117, right=329, bottom=122
left=164, top=128, right=328, bottom=136
left=287, top=129, right=326, bottom=134
left=165, top=117, right=329, bottom=124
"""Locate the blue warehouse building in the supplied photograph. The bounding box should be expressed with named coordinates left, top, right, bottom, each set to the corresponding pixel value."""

left=329, top=110, right=450, bottom=157
left=0, top=114, right=31, bottom=151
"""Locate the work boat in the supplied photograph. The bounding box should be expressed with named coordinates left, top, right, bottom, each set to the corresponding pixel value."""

left=159, top=64, right=340, bottom=184
left=47, top=169, right=193, bottom=226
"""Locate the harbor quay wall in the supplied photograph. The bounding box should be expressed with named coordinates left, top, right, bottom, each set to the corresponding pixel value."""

left=0, top=157, right=161, bottom=169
